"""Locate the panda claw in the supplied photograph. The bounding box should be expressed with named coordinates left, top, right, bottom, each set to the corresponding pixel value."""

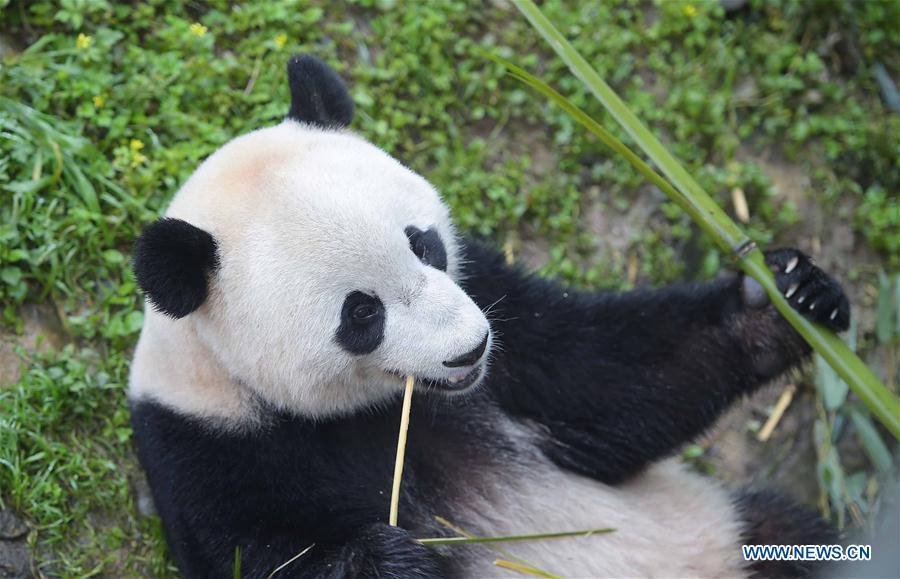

left=784, top=256, right=799, bottom=274
left=765, top=248, right=850, bottom=332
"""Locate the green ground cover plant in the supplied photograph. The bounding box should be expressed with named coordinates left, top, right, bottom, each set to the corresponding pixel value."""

left=1, top=0, right=897, bottom=575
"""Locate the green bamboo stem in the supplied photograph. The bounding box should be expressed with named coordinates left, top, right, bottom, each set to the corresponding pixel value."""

left=431, top=516, right=566, bottom=577
left=507, top=0, right=900, bottom=439
left=419, top=528, right=614, bottom=546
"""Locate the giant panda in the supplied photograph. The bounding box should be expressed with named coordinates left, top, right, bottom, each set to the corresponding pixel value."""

left=129, top=55, right=850, bottom=578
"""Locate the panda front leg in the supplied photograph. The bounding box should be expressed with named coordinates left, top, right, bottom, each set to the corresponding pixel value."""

left=735, top=489, right=840, bottom=578
left=462, top=241, right=850, bottom=484
left=303, top=524, right=445, bottom=579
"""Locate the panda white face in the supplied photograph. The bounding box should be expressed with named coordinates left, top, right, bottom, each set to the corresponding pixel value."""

left=131, top=58, right=493, bottom=419
left=186, top=125, right=491, bottom=416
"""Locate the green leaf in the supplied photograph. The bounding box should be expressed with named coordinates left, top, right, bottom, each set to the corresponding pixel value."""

left=102, top=249, right=125, bottom=266
left=232, top=546, right=241, bottom=579
left=849, top=407, right=893, bottom=474
left=124, top=311, right=144, bottom=335
left=843, top=471, right=869, bottom=514
left=1, top=266, right=22, bottom=286
left=817, top=354, right=849, bottom=412
left=682, top=444, right=704, bottom=459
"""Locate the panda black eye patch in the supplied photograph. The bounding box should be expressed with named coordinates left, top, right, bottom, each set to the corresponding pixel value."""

left=404, top=226, right=448, bottom=272
left=335, top=291, right=385, bottom=355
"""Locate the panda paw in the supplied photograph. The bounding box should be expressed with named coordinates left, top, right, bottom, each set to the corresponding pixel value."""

left=352, top=523, right=444, bottom=578
left=761, top=248, right=851, bottom=332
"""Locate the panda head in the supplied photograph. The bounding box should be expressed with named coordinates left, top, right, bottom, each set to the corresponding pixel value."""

left=132, top=55, right=492, bottom=419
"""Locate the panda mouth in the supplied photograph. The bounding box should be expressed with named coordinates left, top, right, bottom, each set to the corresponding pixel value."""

left=422, top=365, right=484, bottom=392
left=387, top=365, right=484, bottom=393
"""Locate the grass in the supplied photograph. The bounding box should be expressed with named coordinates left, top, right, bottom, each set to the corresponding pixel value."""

left=1, top=0, right=898, bottom=576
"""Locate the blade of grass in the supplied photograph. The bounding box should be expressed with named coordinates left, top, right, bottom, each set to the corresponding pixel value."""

left=266, top=544, right=314, bottom=579
left=504, top=1, right=900, bottom=439
left=431, top=515, right=561, bottom=575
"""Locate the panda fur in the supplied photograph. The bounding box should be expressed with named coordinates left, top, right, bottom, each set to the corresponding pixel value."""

left=130, top=55, right=848, bottom=578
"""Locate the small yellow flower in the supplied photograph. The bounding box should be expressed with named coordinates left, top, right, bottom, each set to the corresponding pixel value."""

left=130, top=152, right=148, bottom=167
left=92, top=95, right=105, bottom=108
left=682, top=4, right=697, bottom=17
left=274, top=33, right=288, bottom=49
left=189, top=23, right=208, bottom=37
left=76, top=33, right=92, bottom=50
left=130, top=139, right=145, bottom=151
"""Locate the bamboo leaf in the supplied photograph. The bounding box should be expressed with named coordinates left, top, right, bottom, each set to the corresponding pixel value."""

left=506, top=0, right=900, bottom=439
left=511, top=0, right=746, bottom=253
left=480, top=54, right=686, bottom=217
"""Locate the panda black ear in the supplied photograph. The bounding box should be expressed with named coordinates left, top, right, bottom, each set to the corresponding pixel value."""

left=286, top=54, right=354, bottom=128
left=132, top=218, right=219, bottom=319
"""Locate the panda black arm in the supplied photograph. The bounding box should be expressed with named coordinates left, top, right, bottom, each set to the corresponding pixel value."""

left=460, top=238, right=849, bottom=484
left=131, top=401, right=446, bottom=579
left=299, top=524, right=444, bottom=579
left=230, top=524, right=441, bottom=579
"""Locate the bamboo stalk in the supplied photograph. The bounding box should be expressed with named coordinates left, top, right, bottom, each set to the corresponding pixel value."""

left=419, top=527, right=614, bottom=545
left=431, top=516, right=562, bottom=575
left=503, top=0, right=900, bottom=439
left=389, top=375, right=415, bottom=526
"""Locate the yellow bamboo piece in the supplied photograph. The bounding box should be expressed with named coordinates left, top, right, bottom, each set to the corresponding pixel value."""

left=493, top=559, right=562, bottom=578
left=757, top=383, right=797, bottom=442
left=731, top=187, right=750, bottom=223
left=503, top=240, right=515, bottom=265
left=389, top=375, right=415, bottom=526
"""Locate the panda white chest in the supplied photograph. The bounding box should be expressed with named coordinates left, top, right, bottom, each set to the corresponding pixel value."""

left=448, top=420, right=749, bottom=578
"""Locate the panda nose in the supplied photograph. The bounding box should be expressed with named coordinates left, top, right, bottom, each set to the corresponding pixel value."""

left=443, top=334, right=489, bottom=368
